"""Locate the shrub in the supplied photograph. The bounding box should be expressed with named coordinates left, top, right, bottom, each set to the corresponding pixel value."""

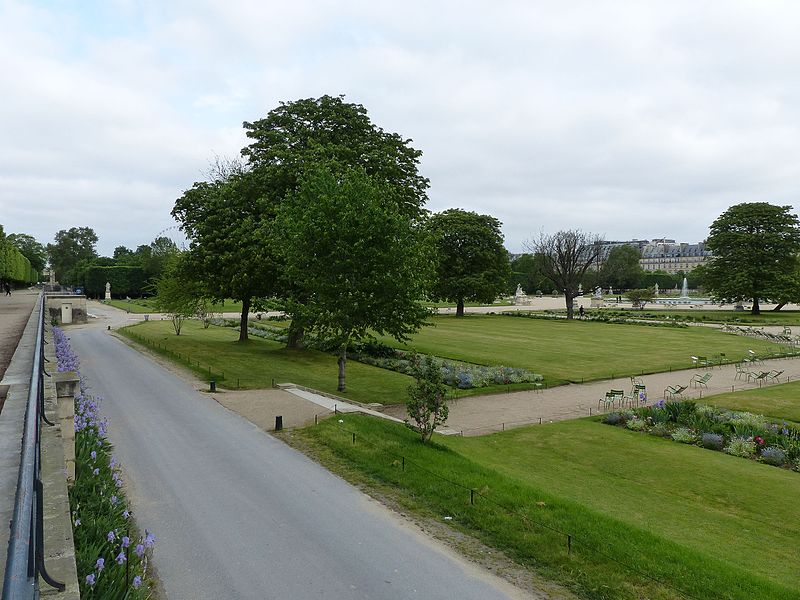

left=760, top=447, right=785, bottom=467
left=604, top=413, right=623, bottom=425
left=701, top=433, right=724, bottom=450
left=725, top=436, right=756, bottom=458
left=671, top=427, right=696, bottom=444
left=649, top=423, right=669, bottom=437
left=626, top=418, right=647, bottom=431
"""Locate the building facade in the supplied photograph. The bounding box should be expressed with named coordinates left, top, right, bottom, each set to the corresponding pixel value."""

left=639, top=240, right=712, bottom=273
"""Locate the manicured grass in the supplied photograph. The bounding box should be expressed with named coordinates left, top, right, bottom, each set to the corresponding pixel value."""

left=377, top=314, right=783, bottom=384
left=119, top=320, right=414, bottom=404
left=705, top=380, right=800, bottom=422
left=106, top=298, right=245, bottom=314
left=297, top=414, right=799, bottom=599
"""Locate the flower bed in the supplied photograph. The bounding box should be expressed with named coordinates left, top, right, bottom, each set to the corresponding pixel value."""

left=54, top=327, right=156, bottom=598
left=603, top=399, right=800, bottom=471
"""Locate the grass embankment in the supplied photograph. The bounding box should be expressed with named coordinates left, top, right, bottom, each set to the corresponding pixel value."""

left=119, top=320, right=414, bottom=404
left=705, top=380, right=800, bottom=423
left=296, top=415, right=799, bottom=600
left=378, top=315, right=783, bottom=384
left=106, top=298, right=244, bottom=314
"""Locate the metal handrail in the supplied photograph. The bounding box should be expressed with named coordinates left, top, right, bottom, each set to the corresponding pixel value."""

left=2, top=294, right=64, bottom=599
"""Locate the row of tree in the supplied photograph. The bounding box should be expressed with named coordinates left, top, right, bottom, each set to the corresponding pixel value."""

left=510, top=245, right=700, bottom=299
left=0, top=225, right=40, bottom=285
left=44, top=225, right=179, bottom=297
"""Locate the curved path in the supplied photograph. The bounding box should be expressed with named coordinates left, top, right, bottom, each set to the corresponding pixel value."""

left=66, top=323, right=531, bottom=600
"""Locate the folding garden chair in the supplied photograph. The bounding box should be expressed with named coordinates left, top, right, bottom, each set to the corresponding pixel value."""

left=663, top=384, right=688, bottom=400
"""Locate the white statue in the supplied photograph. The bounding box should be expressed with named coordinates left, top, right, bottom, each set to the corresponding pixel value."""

left=594, top=287, right=603, bottom=299
left=515, top=284, right=524, bottom=297
left=654, top=283, right=659, bottom=297
left=105, top=281, right=111, bottom=300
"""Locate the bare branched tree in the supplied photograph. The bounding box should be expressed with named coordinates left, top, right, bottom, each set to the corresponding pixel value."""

left=526, top=230, right=604, bottom=319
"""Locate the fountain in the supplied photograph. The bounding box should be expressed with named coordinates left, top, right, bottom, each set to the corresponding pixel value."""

left=654, top=276, right=706, bottom=306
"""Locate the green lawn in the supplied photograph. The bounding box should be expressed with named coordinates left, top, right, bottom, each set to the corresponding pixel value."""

left=119, top=320, right=414, bottom=404
left=705, top=380, right=800, bottom=422
left=106, top=298, right=245, bottom=314
left=378, top=314, right=783, bottom=384
left=297, top=415, right=799, bottom=599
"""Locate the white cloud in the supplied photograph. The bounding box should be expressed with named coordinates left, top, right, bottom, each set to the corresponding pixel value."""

left=2, top=0, right=800, bottom=255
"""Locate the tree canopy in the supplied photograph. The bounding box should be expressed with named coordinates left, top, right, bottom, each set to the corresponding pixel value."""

left=527, top=230, right=603, bottom=319
left=47, top=227, right=98, bottom=284
left=696, top=202, right=800, bottom=314
left=426, top=209, right=511, bottom=316
left=275, top=165, right=431, bottom=392
left=7, top=233, right=46, bottom=273
left=241, top=95, right=429, bottom=220
left=172, top=164, right=279, bottom=341
left=599, top=245, right=643, bottom=291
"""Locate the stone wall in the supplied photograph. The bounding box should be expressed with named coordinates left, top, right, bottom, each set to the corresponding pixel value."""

left=46, top=294, right=88, bottom=325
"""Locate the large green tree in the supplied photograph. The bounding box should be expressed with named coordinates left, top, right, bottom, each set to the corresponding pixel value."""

left=275, top=166, right=431, bottom=392
left=510, top=253, right=554, bottom=294
left=172, top=165, right=279, bottom=341
left=696, top=203, right=800, bottom=315
left=47, top=227, right=98, bottom=285
left=7, top=233, right=46, bottom=273
left=426, top=209, right=511, bottom=316
left=242, top=95, right=429, bottom=221
left=528, top=230, right=603, bottom=319
left=241, top=95, right=430, bottom=346
left=599, top=245, right=643, bottom=291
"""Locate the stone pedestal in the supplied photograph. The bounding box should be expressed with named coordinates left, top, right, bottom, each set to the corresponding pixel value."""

left=54, top=371, right=79, bottom=483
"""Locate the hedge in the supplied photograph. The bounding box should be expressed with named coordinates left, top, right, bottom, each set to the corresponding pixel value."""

left=0, top=238, right=38, bottom=284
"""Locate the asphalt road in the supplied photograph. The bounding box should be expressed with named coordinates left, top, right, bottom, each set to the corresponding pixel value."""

left=67, top=326, right=526, bottom=600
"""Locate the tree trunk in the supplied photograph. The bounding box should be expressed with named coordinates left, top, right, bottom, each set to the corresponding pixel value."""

left=337, top=345, right=347, bottom=392
left=751, top=297, right=760, bottom=316
left=238, top=297, right=251, bottom=342
left=565, top=293, right=574, bottom=319
left=772, top=302, right=786, bottom=311
left=286, top=319, right=305, bottom=349
left=456, top=298, right=465, bottom=317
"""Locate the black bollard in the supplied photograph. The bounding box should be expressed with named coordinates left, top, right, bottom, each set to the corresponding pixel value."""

left=209, top=380, right=216, bottom=392
left=275, top=415, right=283, bottom=431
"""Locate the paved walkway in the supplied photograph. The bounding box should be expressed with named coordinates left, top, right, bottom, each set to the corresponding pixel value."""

left=380, top=355, right=800, bottom=435
left=0, top=289, right=37, bottom=382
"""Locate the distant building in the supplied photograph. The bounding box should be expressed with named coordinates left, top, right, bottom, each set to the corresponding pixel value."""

left=639, top=241, right=712, bottom=273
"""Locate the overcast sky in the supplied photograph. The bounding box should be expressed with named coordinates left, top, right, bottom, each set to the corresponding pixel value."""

left=2, top=0, right=800, bottom=257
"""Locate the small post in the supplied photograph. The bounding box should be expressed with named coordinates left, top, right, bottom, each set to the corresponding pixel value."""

left=539, top=417, right=542, bottom=425
left=470, top=489, right=474, bottom=505
left=315, top=414, right=318, bottom=425
left=502, top=422, right=505, bottom=431
left=275, top=415, right=283, bottom=431
left=568, top=534, right=572, bottom=554
left=589, top=407, right=592, bottom=416
left=401, top=456, right=405, bottom=471
left=209, top=380, right=216, bottom=392
left=334, top=404, right=338, bottom=414
left=237, top=378, right=240, bottom=388
left=352, top=432, right=356, bottom=445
